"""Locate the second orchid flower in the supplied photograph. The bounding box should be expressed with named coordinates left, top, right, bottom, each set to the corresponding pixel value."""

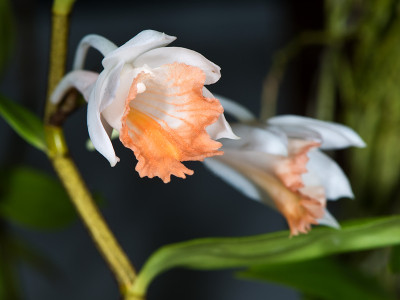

left=204, top=96, right=366, bottom=235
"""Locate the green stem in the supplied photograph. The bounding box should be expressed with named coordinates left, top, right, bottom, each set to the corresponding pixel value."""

left=46, top=127, right=136, bottom=292
left=260, top=31, right=332, bottom=120
left=44, top=13, right=69, bottom=122
left=44, top=2, right=136, bottom=296
left=314, top=49, right=336, bottom=120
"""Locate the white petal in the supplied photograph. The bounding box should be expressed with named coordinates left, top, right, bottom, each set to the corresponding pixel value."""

left=317, top=209, right=340, bottom=229
left=267, top=125, right=323, bottom=144
left=202, top=88, right=239, bottom=140
left=214, top=94, right=256, bottom=122
left=101, top=65, right=152, bottom=131
left=87, top=89, right=120, bottom=166
left=305, top=150, right=354, bottom=200
left=222, top=123, right=288, bottom=156
left=51, top=70, right=99, bottom=104
left=207, top=114, right=239, bottom=140
left=95, top=62, right=125, bottom=113
left=268, top=115, right=366, bottom=149
left=133, top=47, right=221, bottom=85
left=86, top=129, right=119, bottom=151
left=73, top=34, right=118, bottom=70
left=203, top=156, right=262, bottom=201
left=102, top=30, right=176, bottom=68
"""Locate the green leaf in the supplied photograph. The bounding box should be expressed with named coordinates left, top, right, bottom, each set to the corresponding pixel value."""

left=129, top=216, right=400, bottom=296
left=0, top=0, right=14, bottom=73
left=0, top=166, right=77, bottom=229
left=0, top=95, right=46, bottom=152
left=238, top=257, right=393, bottom=300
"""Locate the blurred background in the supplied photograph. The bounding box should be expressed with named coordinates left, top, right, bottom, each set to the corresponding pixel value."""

left=3, top=0, right=398, bottom=299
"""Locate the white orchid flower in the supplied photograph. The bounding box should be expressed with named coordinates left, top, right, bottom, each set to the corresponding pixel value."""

left=204, top=95, right=366, bottom=236
left=51, top=30, right=237, bottom=183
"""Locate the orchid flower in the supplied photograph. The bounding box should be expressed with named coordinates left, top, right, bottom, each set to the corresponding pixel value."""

left=204, top=95, right=366, bottom=236
left=51, top=30, right=237, bottom=183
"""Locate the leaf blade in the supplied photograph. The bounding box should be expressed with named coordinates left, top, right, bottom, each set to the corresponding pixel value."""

left=0, top=166, right=76, bottom=229
left=0, top=95, right=46, bottom=151
left=131, top=216, right=400, bottom=295
left=239, top=258, right=393, bottom=300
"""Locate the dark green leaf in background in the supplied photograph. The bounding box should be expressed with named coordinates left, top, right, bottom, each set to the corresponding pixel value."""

left=0, top=95, right=47, bottom=152
left=239, top=257, right=394, bottom=300
left=0, top=166, right=76, bottom=229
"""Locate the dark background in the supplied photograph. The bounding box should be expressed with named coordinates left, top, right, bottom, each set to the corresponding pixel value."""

left=0, top=0, right=323, bottom=299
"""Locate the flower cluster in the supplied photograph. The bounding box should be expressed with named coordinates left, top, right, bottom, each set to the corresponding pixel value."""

left=52, top=30, right=365, bottom=235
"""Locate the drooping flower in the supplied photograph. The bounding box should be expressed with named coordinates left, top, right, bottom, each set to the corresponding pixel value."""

left=204, top=95, right=366, bottom=235
left=51, top=30, right=237, bottom=183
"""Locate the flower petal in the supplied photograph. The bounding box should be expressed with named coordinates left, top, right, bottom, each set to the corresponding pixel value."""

left=119, top=63, right=224, bottom=183
left=204, top=156, right=263, bottom=201
left=101, top=65, right=152, bottom=131
left=214, top=94, right=256, bottom=122
left=268, top=115, right=366, bottom=149
left=51, top=70, right=99, bottom=104
left=73, top=34, right=118, bottom=70
left=222, top=123, right=288, bottom=156
left=304, top=150, right=354, bottom=200
left=87, top=88, right=120, bottom=166
left=133, top=47, right=221, bottom=85
left=95, top=62, right=125, bottom=113
left=276, top=139, right=320, bottom=192
left=203, top=88, right=239, bottom=140
left=87, top=64, right=123, bottom=167
left=206, top=114, right=239, bottom=140
left=317, top=209, right=340, bottom=229
left=212, top=149, right=324, bottom=236
left=102, top=30, right=176, bottom=68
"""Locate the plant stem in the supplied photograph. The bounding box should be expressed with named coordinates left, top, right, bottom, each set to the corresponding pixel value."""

left=44, top=2, right=136, bottom=295
left=45, top=12, right=69, bottom=122
left=47, top=127, right=136, bottom=292
left=260, top=31, right=332, bottom=120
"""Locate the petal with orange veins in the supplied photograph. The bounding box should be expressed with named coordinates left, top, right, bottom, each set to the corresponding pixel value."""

left=246, top=166, right=325, bottom=236
left=120, top=63, right=224, bottom=183
left=209, top=149, right=326, bottom=236
left=274, top=139, right=320, bottom=192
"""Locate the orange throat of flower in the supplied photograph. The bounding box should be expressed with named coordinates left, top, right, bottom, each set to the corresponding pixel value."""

left=119, top=63, right=224, bottom=183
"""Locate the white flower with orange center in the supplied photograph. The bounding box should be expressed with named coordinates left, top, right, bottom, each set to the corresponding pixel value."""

left=51, top=30, right=237, bottom=183
left=204, top=96, right=366, bottom=236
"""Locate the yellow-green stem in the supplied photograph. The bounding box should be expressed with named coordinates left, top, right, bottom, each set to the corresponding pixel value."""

left=45, top=13, right=69, bottom=122
left=44, top=4, right=137, bottom=296
left=46, top=126, right=136, bottom=293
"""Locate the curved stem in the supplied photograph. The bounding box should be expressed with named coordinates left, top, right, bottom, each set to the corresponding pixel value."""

left=44, top=2, right=136, bottom=295
left=260, top=31, right=333, bottom=120
left=46, top=127, right=137, bottom=292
